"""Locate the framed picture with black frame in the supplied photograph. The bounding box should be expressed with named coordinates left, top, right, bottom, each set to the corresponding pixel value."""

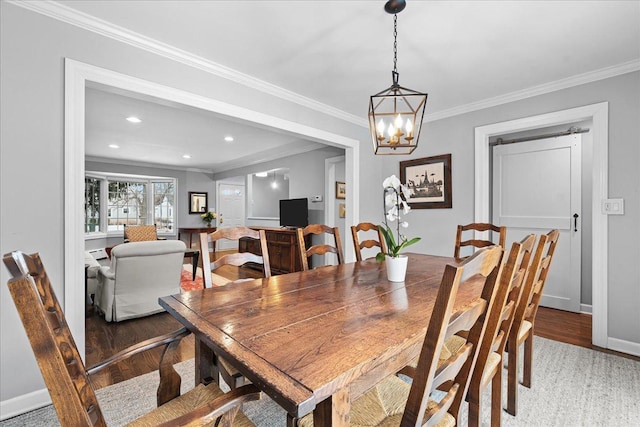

left=400, top=154, right=452, bottom=209
left=189, top=192, right=208, bottom=214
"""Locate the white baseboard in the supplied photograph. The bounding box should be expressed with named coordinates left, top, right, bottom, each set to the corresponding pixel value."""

left=0, top=388, right=51, bottom=421
left=607, top=337, right=640, bottom=357
left=580, top=303, right=593, bottom=314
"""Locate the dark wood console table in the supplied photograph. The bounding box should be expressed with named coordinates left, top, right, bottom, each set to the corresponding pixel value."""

left=239, top=226, right=309, bottom=275
left=178, top=227, right=217, bottom=250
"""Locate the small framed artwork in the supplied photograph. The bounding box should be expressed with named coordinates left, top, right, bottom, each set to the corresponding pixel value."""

left=336, top=181, right=346, bottom=199
left=189, top=192, right=208, bottom=214
left=339, top=203, right=346, bottom=218
left=400, top=154, right=452, bottom=209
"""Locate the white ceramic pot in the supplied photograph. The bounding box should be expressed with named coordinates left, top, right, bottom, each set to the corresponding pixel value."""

left=385, top=255, right=408, bottom=282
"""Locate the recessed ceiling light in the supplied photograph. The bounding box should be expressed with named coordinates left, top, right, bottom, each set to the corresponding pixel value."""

left=126, top=116, right=142, bottom=123
left=182, top=154, right=191, bottom=159
left=224, top=136, right=234, bottom=142
left=255, top=172, right=268, bottom=178
left=108, top=144, right=120, bottom=149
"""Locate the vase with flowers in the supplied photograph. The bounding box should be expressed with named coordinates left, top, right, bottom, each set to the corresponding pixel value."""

left=200, top=210, right=217, bottom=228
left=376, top=175, right=421, bottom=282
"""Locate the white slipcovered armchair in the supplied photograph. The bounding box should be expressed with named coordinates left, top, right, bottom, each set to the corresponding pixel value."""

left=96, top=240, right=186, bottom=322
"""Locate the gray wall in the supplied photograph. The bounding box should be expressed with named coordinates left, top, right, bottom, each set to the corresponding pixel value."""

left=214, top=146, right=345, bottom=228
left=249, top=171, right=289, bottom=218
left=1, top=1, right=638, bottom=414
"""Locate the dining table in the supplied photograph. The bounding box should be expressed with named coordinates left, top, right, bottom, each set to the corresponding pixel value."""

left=159, top=253, right=484, bottom=426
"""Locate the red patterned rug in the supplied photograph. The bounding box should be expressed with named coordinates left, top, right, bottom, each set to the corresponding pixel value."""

left=180, top=268, right=204, bottom=292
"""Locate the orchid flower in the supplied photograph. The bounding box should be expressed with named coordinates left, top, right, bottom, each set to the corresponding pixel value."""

left=377, top=175, right=421, bottom=261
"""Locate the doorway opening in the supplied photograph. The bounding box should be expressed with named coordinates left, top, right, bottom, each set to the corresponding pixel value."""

left=65, top=59, right=360, bottom=356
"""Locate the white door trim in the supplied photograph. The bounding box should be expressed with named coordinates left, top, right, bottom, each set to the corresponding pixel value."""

left=474, top=102, right=608, bottom=347
left=325, top=156, right=349, bottom=263
left=64, top=58, right=360, bottom=358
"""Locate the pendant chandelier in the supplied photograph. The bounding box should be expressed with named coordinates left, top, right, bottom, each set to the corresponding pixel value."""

left=369, top=0, right=427, bottom=155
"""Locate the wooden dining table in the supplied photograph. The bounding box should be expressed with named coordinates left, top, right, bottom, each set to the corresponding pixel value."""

left=159, top=253, right=483, bottom=426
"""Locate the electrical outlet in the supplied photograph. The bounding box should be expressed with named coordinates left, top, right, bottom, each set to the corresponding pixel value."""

left=311, top=195, right=323, bottom=202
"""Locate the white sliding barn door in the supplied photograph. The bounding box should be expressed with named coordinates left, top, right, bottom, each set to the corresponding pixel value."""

left=493, top=134, right=581, bottom=312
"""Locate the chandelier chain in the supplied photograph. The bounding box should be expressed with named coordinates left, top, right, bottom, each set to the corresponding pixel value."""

left=393, top=14, right=398, bottom=73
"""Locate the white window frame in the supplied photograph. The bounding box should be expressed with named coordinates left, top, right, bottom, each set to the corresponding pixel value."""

left=85, top=171, right=177, bottom=238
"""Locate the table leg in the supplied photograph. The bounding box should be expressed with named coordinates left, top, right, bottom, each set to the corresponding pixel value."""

left=313, top=387, right=350, bottom=427
left=192, top=251, right=199, bottom=281
left=194, top=337, right=219, bottom=386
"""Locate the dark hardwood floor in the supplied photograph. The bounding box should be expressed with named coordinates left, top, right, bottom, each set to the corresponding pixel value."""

left=85, top=271, right=639, bottom=390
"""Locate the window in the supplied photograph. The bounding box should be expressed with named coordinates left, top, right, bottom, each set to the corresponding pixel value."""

left=85, top=177, right=101, bottom=233
left=85, top=172, right=176, bottom=236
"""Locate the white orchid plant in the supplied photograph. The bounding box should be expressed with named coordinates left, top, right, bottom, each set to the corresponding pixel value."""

left=376, top=175, right=421, bottom=261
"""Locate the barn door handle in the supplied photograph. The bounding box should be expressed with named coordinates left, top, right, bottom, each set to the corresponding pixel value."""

left=573, top=213, right=579, bottom=232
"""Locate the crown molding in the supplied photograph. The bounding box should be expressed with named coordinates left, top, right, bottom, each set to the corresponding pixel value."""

left=11, top=1, right=640, bottom=128
left=425, top=59, right=640, bottom=122
left=10, top=0, right=367, bottom=127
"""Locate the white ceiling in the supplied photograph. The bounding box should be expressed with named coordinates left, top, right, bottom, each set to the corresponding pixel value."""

left=63, top=0, right=639, bottom=171
left=85, top=85, right=325, bottom=171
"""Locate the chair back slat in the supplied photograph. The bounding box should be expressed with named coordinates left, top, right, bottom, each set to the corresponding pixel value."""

left=492, top=234, right=536, bottom=355
left=124, top=224, right=159, bottom=242
left=351, top=222, right=387, bottom=262
left=3, top=251, right=105, bottom=427
left=296, top=224, right=345, bottom=271
left=513, top=230, right=560, bottom=332
left=199, top=227, right=271, bottom=288
left=454, top=222, right=506, bottom=261
left=401, top=245, right=503, bottom=426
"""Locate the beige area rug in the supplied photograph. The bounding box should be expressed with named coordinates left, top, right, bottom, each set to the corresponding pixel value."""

left=2, top=337, right=638, bottom=426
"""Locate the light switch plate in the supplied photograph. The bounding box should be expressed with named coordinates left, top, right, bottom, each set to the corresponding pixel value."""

left=602, top=198, right=624, bottom=215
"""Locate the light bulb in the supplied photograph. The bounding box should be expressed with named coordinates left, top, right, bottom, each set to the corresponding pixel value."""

left=405, top=119, right=413, bottom=135
left=394, top=114, right=403, bottom=129
left=387, top=123, right=395, bottom=138
left=377, top=118, right=385, bottom=136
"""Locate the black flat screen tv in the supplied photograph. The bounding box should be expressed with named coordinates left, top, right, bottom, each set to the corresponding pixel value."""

left=279, top=198, right=309, bottom=228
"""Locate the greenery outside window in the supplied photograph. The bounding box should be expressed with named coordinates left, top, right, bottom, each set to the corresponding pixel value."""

left=85, top=172, right=176, bottom=236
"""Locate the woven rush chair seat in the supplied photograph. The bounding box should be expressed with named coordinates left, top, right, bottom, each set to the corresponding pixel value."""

left=298, top=374, right=454, bottom=427
left=128, top=383, right=255, bottom=427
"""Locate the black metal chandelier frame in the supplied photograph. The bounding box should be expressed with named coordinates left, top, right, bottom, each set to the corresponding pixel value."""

left=368, top=0, right=428, bottom=155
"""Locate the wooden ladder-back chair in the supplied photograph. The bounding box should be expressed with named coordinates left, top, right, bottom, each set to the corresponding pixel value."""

left=466, top=234, right=536, bottom=427
left=351, top=222, right=387, bottom=262
left=199, top=226, right=271, bottom=288
left=199, top=226, right=271, bottom=390
left=296, top=224, right=344, bottom=271
left=3, top=250, right=260, bottom=427
left=298, top=245, right=505, bottom=427
left=507, top=229, right=560, bottom=416
left=454, top=222, right=507, bottom=261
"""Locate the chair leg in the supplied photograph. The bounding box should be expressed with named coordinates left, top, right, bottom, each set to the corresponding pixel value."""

left=506, top=340, right=519, bottom=416
left=491, top=366, right=502, bottom=427
left=467, top=392, right=481, bottom=427
left=523, top=332, right=533, bottom=388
